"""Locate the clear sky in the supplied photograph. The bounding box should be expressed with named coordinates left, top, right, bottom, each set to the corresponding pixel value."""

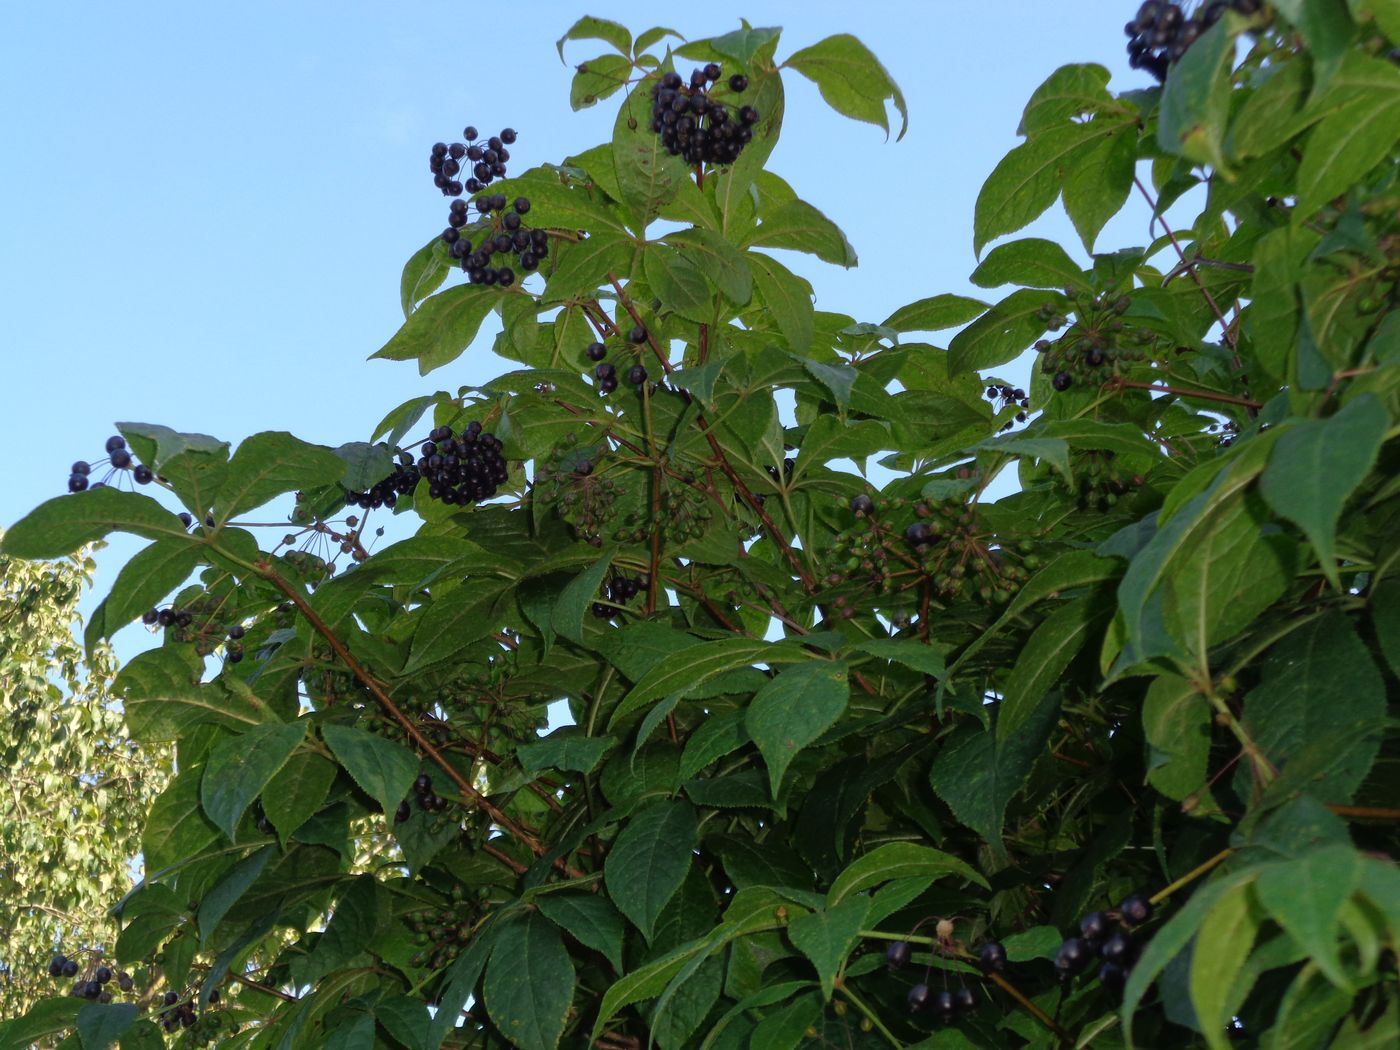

left=1, top=2, right=1149, bottom=658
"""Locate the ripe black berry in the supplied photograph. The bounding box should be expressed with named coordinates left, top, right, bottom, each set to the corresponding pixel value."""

left=885, top=940, right=911, bottom=971
left=932, top=989, right=957, bottom=1019
left=629, top=324, right=647, bottom=343
left=1099, top=962, right=1127, bottom=994
left=1119, top=894, right=1153, bottom=927
left=48, top=956, right=66, bottom=977
left=142, top=608, right=159, bottom=625
left=627, top=364, right=647, bottom=386
left=178, top=512, right=193, bottom=528
left=595, top=362, right=616, bottom=382
left=71, top=460, right=90, bottom=475
left=850, top=494, right=874, bottom=516
left=117, top=972, right=133, bottom=992
left=463, top=126, right=478, bottom=140
left=513, top=197, right=530, bottom=214
left=395, top=799, right=411, bottom=823
left=105, top=435, right=126, bottom=453
left=1100, top=929, right=1134, bottom=965
left=1055, top=937, right=1092, bottom=978
left=228, top=624, right=245, bottom=640
left=431, top=142, right=448, bottom=158
left=905, top=522, right=934, bottom=548
left=134, top=465, right=154, bottom=484
left=729, top=73, right=748, bottom=92
left=109, top=448, right=132, bottom=469
left=226, top=645, right=243, bottom=664
left=1052, top=371, right=1073, bottom=392
left=68, top=475, right=88, bottom=493
left=1079, top=911, right=1111, bottom=944
left=95, top=966, right=111, bottom=984
left=500, top=128, right=516, bottom=144
left=953, top=985, right=977, bottom=1013
left=62, top=959, right=79, bottom=978
left=907, top=983, right=931, bottom=1013
left=163, top=991, right=178, bottom=1006
left=585, top=341, right=607, bottom=361
left=978, top=942, right=1007, bottom=973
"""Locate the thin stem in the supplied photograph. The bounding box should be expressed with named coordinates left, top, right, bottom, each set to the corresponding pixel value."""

left=987, top=972, right=1073, bottom=1047
left=836, top=983, right=902, bottom=1049
left=1149, top=847, right=1232, bottom=907
left=1112, top=377, right=1262, bottom=409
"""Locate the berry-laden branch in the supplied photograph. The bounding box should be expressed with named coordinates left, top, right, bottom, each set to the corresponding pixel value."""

left=251, top=559, right=579, bottom=879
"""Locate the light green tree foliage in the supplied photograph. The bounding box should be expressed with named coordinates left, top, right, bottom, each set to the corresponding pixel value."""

left=0, top=535, right=169, bottom=1018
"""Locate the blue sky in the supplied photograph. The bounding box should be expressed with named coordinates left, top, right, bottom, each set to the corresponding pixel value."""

left=1, top=2, right=1149, bottom=658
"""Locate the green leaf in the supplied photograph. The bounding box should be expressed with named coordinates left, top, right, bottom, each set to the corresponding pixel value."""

left=749, top=251, right=814, bottom=354
left=323, top=1013, right=376, bottom=1050
left=542, top=231, right=635, bottom=300
left=973, top=124, right=1100, bottom=255
left=302, top=875, right=381, bottom=982
left=482, top=912, right=574, bottom=1050
left=143, top=767, right=220, bottom=873
left=882, top=293, right=989, bottom=333
left=536, top=893, right=626, bottom=971
left=216, top=431, right=345, bottom=521
left=1157, top=16, right=1239, bottom=169
left=604, top=799, right=699, bottom=940
left=1002, top=925, right=1062, bottom=962
left=406, top=580, right=511, bottom=672
left=1142, top=675, right=1212, bottom=803
left=201, top=721, right=308, bottom=840
left=261, top=750, right=337, bottom=843
left=783, top=33, right=908, bottom=140
left=610, top=637, right=808, bottom=729
left=1240, top=613, right=1386, bottom=804
left=996, top=595, right=1103, bottom=742
left=1259, top=395, right=1389, bottom=587
left=613, top=76, right=690, bottom=228
left=569, top=53, right=632, bottom=111
left=426, top=930, right=496, bottom=1048
left=1061, top=118, right=1136, bottom=252
left=746, top=661, right=849, bottom=795
left=556, top=15, right=631, bottom=61
left=1372, top=578, right=1400, bottom=680
left=929, top=688, right=1061, bottom=850
left=853, top=637, right=946, bottom=678
left=322, top=723, right=421, bottom=819
left=644, top=243, right=713, bottom=321
left=1021, top=63, right=1117, bottom=134
left=518, top=731, right=616, bottom=775
left=197, top=845, right=274, bottom=943
left=371, top=283, right=498, bottom=374
left=0, top=997, right=82, bottom=1048
left=1189, top=880, right=1264, bottom=1050
left=1, top=488, right=187, bottom=559
left=947, top=288, right=1056, bottom=374
left=827, top=842, right=988, bottom=904
left=400, top=235, right=452, bottom=319
left=553, top=550, right=616, bottom=646
left=1256, top=845, right=1359, bottom=991
left=678, top=709, right=749, bottom=779
left=666, top=228, right=752, bottom=304
left=970, top=238, right=1084, bottom=291
left=787, top=896, right=871, bottom=1000
left=76, top=1003, right=139, bottom=1050
left=747, top=199, right=856, bottom=267
left=101, top=537, right=202, bottom=634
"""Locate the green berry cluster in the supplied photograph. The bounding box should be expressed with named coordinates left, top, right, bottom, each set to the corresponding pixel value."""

left=1035, top=290, right=1163, bottom=393
left=405, top=888, right=476, bottom=971
left=830, top=494, right=1035, bottom=603
left=615, top=482, right=711, bottom=545
left=533, top=436, right=625, bottom=544
left=1062, top=450, right=1146, bottom=512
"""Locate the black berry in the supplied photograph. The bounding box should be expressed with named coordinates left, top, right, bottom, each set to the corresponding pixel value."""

left=109, top=448, right=132, bottom=469
left=133, top=465, right=154, bottom=484
left=629, top=324, right=647, bottom=343
left=627, top=364, right=648, bottom=386
left=105, top=435, right=126, bottom=453
left=68, top=475, right=88, bottom=493
left=1055, top=937, right=1092, bottom=978
left=729, top=73, right=748, bottom=92
left=1052, top=372, right=1073, bottom=392
left=978, top=941, right=1007, bottom=973
left=1100, top=929, right=1134, bottom=965
left=1119, top=894, right=1153, bottom=927
left=1079, top=911, right=1111, bottom=944
left=907, top=983, right=931, bottom=1013
left=585, top=342, right=607, bottom=361
left=885, top=940, right=911, bottom=971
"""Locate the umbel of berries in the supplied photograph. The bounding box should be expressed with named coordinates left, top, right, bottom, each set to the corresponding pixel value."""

left=650, top=64, right=759, bottom=166
left=1123, top=1, right=1263, bottom=82
left=429, top=124, right=517, bottom=197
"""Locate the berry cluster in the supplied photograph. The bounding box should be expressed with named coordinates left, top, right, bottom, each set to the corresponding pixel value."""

left=428, top=125, right=517, bottom=198
left=343, top=423, right=508, bottom=512
left=591, top=573, right=647, bottom=620
left=395, top=772, right=450, bottom=823
left=984, top=384, right=1030, bottom=432
left=829, top=494, right=1035, bottom=603
left=444, top=194, right=549, bottom=286
left=882, top=923, right=1004, bottom=1025
left=1064, top=450, right=1145, bottom=512
left=65, top=435, right=157, bottom=493
left=1125, top=1, right=1263, bottom=82
left=405, top=886, right=476, bottom=971
left=584, top=323, right=650, bottom=396
left=615, top=483, right=712, bottom=545
left=650, top=66, right=759, bottom=166
left=47, top=955, right=131, bottom=1002
left=1035, top=290, right=1161, bottom=393
left=1053, top=893, right=1154, bottom=994
left=534, top=436, right=628, bottom=544
left=157, top=987, right=220, bottom=1034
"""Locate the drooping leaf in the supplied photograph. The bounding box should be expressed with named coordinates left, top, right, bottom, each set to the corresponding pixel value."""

left=604, top=799, right=699, bottom=940
left=784, top=33, right=908, bottom=140
left=1256, top=845, right=1359, bottom=991
left=371, top=283, right=499, bottom=374
left=215, top=431, right=346, bottom=521
left=746, top=661, right=849, bottom=795
left=536, top=892, right=626, bottom=971
left=787, top=896, right=871, bottom=1000
left=1, top=488, right=187, bottom=559
left=321, top=723, right=421, bottom=820
left=200, top=720, right=308, bottom=840
left=827, top=842, right=988, bottom=904
left=969, top=238, right=1084, bottom=291
left=882, top=293, right=989, bottom=333
left=1157, top=16, right=1240, bottom=169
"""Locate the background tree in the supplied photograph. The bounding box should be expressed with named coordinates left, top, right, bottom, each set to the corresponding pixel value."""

left=2, top=3, right=1399, bottom=1048
left=0, top=535, right=169, bottom=1020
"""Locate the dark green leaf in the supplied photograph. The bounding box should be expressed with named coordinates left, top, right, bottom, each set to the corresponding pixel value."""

left=1157, top=17, right=1239, bottom=168
left=556, top=15, right=631, bottom=61
left=827, top=842, right=988, bottom=904
left=569, top=53, right=632, bottom=111
left=749, top=251, right=814, bottom=354
left=784, top=34, right=908, bottom=140
left=201, top=721, right=308, bottom=840
left=216, top=431, right=345, bottom=520
left=197, top=845, right=274, bottom=943
left=400, top=235, right=452, bottom=319
left=882, top=293, right=989, bottom=333
left=613, top=77, right=690, bottom=227
left=542, top=231, right=636, bottom=300
left=1061, top=118, right=1136, bottom=252
left=1256, top=845, right=1359, bottom=991
left=746, top=661, right=849, bottom=794
left=1189, top=879, right=1264, bottom=1045
left=644, top=243, right=713, bottom=321
left=1021, top=63, right=1118, bottom=134
left=143, top=766, right=219, bottom=872
left=1143, top=675, right=1212, bottom=803
left=76, top=1002, right=139, bottom=1050
left=518, top=731, right=616, bottom=775
left=302, top=876, right=381, bottom=982
left=536, top=893, right=626, bottom=971
left=973, top=125, right=1100, bottom=255
left=970, top=238, right=1084, bottom=291
left=1, top=488, right=187, bottom=559
left=604, top=799, right=699, bottom=940
left=747, top=199, right=856, bottom=267
left=947, top=289, right=1056, bottom=374
left=262, top=751, right=337, bottom=843
left=322, top=723, right=421, bottom=820
left=610, top=637, right=808, bottom=728
left=666, top=228, right=752, bottom=303
left=997, top=595, right=1103, bottom=742
left=787, top=896, right=870, bottom=1000
left=102, top=537, right=202, bottom=634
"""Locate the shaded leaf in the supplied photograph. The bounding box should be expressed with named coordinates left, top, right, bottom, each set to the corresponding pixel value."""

left=201, top=721, right=308, bottom=840
left=747, top=661, right=849, bottom=794
left=322, top=723, right=421, bottom=819
left=604, top=799, right=699, bottom=940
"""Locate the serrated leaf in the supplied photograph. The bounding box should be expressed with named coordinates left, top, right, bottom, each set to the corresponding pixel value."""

left=827, top=842, right=987, bottom=904
left=678, top=709, right=749, bottom=779
left=372, top=283, right=499, bottom=374
left=322, top=723, right=421, bottom=819
left=784, top=33, right=908, bottom=140
left=426, top=929, right=496, bottom=1048
left=101, top=537, right=202, bottom=634
left=746, top=661, right=849, bottom=794
left=747, top=198, right=856, bottom=266
left=1189, top=880, right=1264, bottom=1050
left=262, top=751, right=337, bottom=843
left=1062, top=117, right=1136, bottom=252
left=216, top=431, right=346, bottom=520
left=997, top=595, right=1103, bottom=742
left=644, top=243, right=713, bottom=321
left=852, top=637, right=946, bottom=678
left=517, top=731, right=616, bottom=775
left=536, top=893, right=626, bottom=971
left=1143, top=675, right=1212, bottom=803
left=1, top=488, right=188, bottom=559
left=556, top=15, right=631, bottom=61
left=667, top=228, right=752, bottom=303
left=749, top=251, right=814, bottom=354
left=1259, top=395, right=1388, bottom=588
left=482, top=912, right=574, bottom=1050
left=1256, top=845, right=1359, bottom=991
left=406, top=580, right=511, bottom=672
left=787, top=896, right=870, bottom=1000
left=542, top=231, right=636, bottom=301
left=970, top=238, right=1084, bottom=291
left=604, top=799, right=699, bottom=940
left=1021, top=63, right=1118, bottom=134
left=613, top=76, right=690, bottom=228
left=77, top=1002, right=139, bottom=1050
left=197, top=845, right=274, bottom=943
left=400, top=235, right=452, bottom=319
left=569, top=53, right=632, bottom=111
left=143, top=766, right=219, bottom=873
left=947, top=288, right=1056, bottom=374
left=201, top=721, right=307, bottom=840
left=302, top=875, right=381, bottom=982
left=973, top=124, right=1100, bottom=255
